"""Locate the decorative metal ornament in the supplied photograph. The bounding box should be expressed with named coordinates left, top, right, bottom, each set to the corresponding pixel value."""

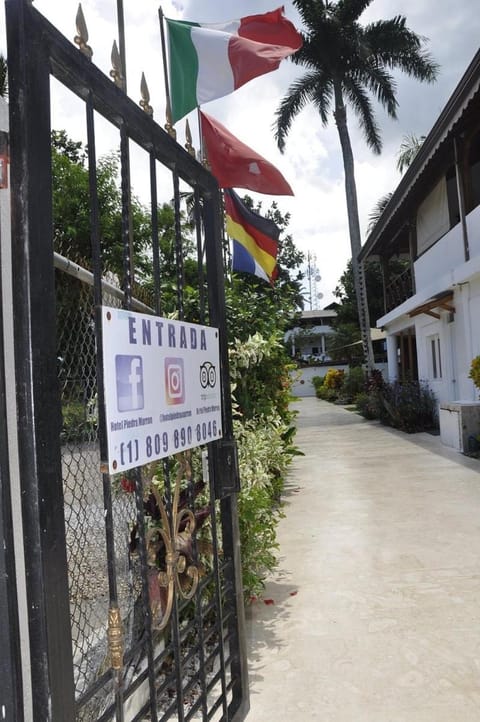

left=140, top=73, right=153, bottom=116
left=74, top=4, right=93, bottom=60
left=146, top=456, right=200, bottom=630
left=185, top=120, right=196, bottom=157
left=107, top=604, right=124, bottom=671
left=110, top=40, right=124, bottom=89
left=165, top=98, right=177, bottom=140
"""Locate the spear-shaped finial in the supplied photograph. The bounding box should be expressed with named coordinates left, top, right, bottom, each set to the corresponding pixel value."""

left=74, top=4, right=93, bottom=59
left=185, top=119, right=195, bottom=157
left=140, top=73, right=153, bottom=116
left=110, top=40, right=124, bottom=89
left=165, top=98, right=177, bottom=140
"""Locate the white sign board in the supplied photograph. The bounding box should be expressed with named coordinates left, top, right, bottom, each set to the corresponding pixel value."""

left=101, top=306, right=223, bottom=473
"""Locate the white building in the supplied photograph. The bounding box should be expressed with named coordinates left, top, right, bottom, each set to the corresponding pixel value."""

left=285, top=308, right=337, bottom=362
left=360, top=48, right=480, bottom=451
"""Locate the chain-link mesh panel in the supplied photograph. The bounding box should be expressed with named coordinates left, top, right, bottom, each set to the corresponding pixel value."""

left=57, top=270, right=140, bottom=702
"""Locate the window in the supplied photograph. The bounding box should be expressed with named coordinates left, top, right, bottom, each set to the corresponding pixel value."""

left=467, top=130, right=480, bottom=213
left=428, top=334, right=442, bottom=379
left=416, top=178, right=450, bottom=254
left=446, top=166, right=460, bottom=227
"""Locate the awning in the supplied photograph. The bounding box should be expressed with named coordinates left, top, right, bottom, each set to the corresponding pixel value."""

left=408, top=290, right=455, bottom=320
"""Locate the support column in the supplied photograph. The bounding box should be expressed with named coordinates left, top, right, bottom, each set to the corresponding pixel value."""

left=386, top=334, right=398, bottom=381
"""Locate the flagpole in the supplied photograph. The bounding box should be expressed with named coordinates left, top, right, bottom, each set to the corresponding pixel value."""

left=158, top=6, right=175, bottom=136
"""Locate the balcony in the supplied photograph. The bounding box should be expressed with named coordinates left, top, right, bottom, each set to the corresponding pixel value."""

left=385, top=266, right=414, bottom=312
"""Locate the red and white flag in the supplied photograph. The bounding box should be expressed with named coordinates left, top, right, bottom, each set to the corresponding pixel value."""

left=200, top=111, right=294, bottom=196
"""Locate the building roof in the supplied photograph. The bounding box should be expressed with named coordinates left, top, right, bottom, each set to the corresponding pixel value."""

left=359, top=47, right=480, bottom=262
left=299, top=309, right=337, bottom=320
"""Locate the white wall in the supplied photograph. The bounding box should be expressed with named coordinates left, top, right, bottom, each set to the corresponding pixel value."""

left=290, top=365, right=349, bottom=397
left=382, top=279, right=480, bottom=407
left=414, top=316, right=451, bottom=402
left=466, top=204, right=480, bottom=258
left=414, top=223, right=464, bottom=291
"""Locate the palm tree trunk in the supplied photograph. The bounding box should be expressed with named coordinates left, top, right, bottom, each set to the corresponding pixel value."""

left=333, top=84, right=375, bottom=371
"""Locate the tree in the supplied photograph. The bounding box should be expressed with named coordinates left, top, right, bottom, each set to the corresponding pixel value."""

left=396, top=133, right=426, bottom=173
left=330, top=257, right=408, bottom=364
left=334, top=259, right=385, bottom=327
left=367, top=191, right=393, bottom=233
left=274, top=0, right=438, bottom=370
left=52, top=130, right=154, bottom=281
left=368, top=133, right=425, bottom=233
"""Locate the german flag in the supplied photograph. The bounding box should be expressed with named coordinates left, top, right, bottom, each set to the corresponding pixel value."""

left=224, top=189, right=279, bottom=283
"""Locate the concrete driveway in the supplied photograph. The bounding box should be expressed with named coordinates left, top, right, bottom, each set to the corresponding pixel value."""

left=246, top=397, right=480, bottom=721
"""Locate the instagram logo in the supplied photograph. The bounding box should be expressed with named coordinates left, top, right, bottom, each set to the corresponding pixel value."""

left=165, top=358, right=185, bottom=405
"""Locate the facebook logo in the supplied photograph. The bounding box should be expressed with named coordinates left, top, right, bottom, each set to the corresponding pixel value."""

left=115, top=355, right=144, bottom=412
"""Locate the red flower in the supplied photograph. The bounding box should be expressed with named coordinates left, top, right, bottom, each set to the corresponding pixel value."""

left=120, top=476, right=135, bottom=493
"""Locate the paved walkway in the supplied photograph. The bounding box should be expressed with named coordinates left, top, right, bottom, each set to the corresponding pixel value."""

left=246, top=397, right=480, bottom=722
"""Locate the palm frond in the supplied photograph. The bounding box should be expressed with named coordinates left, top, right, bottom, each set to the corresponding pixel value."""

left=352, top=63, right=398, bottom=118
left=364, top=18, right=439, bottom=82
left=396, top=133, right=426, bottom=173
left=336, top=0, right=373, bottom=25
left=343, top=76, right=382, bottom=153
left=367, top=191, right=393, bottom=233
left=292, top=0, right=327, bottom=29
left=275, top=72, right=329, bottom=152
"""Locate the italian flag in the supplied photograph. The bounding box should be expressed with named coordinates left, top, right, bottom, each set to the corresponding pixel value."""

left=166, top=7, right=302, bottom=123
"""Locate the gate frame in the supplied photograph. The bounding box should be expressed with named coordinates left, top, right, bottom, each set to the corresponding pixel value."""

left=6, top=1, right=249, bottom=720
left=0, top=208, right=24, bottom=721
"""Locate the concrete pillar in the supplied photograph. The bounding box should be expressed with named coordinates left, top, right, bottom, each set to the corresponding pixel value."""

left=386, top=334, right=398, bottom=381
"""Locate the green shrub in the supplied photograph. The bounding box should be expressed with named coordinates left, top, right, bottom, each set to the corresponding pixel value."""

left=355, top=391, right=379, bottom=419
left=316, top=386, right=338, bottom=402
left=229, top=331, right=300, bottom=599
left=356, top=374, right=438, bottom=433
left=324, top=368, right=345, bottom=390
left=311, top=375, right=325, bottom=396
left=382, top=380, right=438, bottom=432
left=342, top=367, right=366, bottom=402
left=235, top=414, right=291, bottom=598
left=61, top=399, right=97, bottom=442
left=469, top=356, right=480, bottom=390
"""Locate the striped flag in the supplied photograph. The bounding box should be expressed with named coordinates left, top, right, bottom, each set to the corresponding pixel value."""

left=224, top=189, right=279, bottom=284
left=166, top=8, right=302, bottom=123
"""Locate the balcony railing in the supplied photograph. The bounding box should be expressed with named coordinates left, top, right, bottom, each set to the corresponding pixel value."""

left=385, top=266, right=413, bottom=312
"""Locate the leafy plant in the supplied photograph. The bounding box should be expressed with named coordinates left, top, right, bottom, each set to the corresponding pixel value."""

left=235, top=415, right=289, bottom=598
left=469, top=356, right=480, bottom=390
left=356, top=374, right=438, bottom=433
left=323, top=368, right=345, bottom=390
left=229, top=330, right=301, bottom=598
left=342, top=367, right=366, bottom=402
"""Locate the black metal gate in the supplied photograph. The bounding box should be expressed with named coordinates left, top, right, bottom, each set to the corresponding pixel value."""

left=5, top=1, right=248, bottom=719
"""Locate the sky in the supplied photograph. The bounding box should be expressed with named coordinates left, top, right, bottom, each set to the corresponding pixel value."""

left=1, top=0, right=480, bottom=307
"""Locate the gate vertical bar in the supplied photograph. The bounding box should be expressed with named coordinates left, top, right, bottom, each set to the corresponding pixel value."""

left=5, top=0, right=76, bottom=719
left=85, top=93, right=126, bottom=720
left=203, top=190, right=249, bottom=720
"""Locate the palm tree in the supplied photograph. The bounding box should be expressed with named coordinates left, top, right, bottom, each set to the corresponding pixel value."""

left=367, top=191, right=393, bottom=233
left=274, top=0, right=438, bottom=370
left=396, top=133, right=426, bottom=173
